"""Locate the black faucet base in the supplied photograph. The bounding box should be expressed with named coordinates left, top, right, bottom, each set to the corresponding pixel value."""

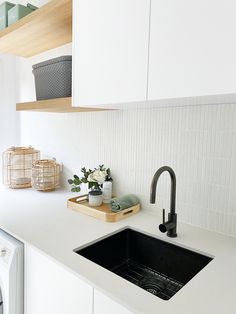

left=167, top=212, right=177, bottom=237
left=167, top=231, right=177, bottom=238
left=159, top=213, right=177, bottom=237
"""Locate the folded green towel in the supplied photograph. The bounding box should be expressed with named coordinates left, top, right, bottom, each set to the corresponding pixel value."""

left=110, top=194, right=139, bottom=212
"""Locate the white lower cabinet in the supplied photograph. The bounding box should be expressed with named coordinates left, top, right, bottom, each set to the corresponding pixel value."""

left=24, top=245, right=132, bottom=314
left=24, top=245, right=93, bottom=314
left=93, top=290, right=132, bottom=314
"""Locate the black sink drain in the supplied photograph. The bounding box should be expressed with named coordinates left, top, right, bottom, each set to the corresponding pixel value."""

left=139, top=277, right=166, bottom=296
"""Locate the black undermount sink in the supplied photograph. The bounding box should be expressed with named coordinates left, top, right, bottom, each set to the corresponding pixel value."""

left=75, top=228, right=213, bottom=301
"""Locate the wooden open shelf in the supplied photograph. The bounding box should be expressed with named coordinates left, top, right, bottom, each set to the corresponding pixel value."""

left=16, top=98, right=109, bottom=113
left=0, top=0, right=72, bottom=57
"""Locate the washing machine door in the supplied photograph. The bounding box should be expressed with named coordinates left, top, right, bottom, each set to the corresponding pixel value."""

left=0, top=289, right=3, bottom=314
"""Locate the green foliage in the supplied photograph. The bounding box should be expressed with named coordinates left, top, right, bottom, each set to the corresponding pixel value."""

left=106, top=168, right=112, bottom=181
left=67, top=175, right=82, bottom=193
left=88, top=181, right=98, bottom=190
left=71, top=186, right=81, bottom=193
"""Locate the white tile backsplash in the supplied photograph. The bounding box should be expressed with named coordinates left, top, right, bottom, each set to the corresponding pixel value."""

left=20, top=103, right=236, bottom=237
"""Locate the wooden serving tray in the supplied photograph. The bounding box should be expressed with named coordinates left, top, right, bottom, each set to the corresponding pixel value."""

left=67, top=194, right=140, bottom=222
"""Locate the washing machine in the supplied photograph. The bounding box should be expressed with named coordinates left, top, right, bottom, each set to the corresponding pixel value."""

left=0, top=229, right=23, bottom=314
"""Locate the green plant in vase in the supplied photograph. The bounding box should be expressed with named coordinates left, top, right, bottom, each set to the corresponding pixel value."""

left=68, top=164, right=112, bottom=193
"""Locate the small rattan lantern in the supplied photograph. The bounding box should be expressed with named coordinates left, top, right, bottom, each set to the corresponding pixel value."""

left=3, top=146, right=40, bottom=189
left=32, top=159, right=60, bottom=191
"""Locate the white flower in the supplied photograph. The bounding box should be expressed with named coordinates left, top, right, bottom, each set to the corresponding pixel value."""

left=87, top=173, right=95, bottom=182
left=88, top=169, right=107, bottom=184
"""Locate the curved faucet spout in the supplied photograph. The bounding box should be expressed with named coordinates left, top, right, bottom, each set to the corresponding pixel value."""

left=150, top=166, right=177, bottom=237
left=150, top=166, right=176, bottom=215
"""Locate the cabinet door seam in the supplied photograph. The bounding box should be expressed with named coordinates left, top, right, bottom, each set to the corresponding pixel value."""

left=92, top=288, right=95, bottom=314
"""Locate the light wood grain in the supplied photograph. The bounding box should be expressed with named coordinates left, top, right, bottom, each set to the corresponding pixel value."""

left=0, top=0, right=72, bottom=57
left=16, top=97, right=110, bottom=113
left=67, top=195, right=140, bottom=222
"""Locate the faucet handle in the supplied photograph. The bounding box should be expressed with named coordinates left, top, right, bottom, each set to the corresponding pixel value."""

left=162, top=208, right=166, bottom=224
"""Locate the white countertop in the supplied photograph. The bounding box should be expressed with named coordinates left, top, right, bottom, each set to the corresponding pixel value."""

left=0, top=187, right=235, bottom=314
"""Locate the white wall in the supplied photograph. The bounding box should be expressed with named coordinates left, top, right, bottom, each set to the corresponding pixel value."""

left=0, top=0, right=47, bottom=184
left=0, top=54, right=19, bottom=183
left=20, top=103, right=236, bottom=237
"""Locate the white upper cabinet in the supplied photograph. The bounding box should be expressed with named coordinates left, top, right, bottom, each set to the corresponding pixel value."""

left=72, top=0, right=150, bottom=107
left=14, top=0, right=236, bottom=109
left=148, top=0, right=236, bottom=100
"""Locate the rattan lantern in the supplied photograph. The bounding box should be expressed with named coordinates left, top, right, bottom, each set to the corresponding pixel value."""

left=32, top=159, right=60, bottom=191
left=3, top=146, right=40, bottom=189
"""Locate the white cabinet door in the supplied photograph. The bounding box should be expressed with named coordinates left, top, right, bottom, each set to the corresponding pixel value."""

left=148, top=0, right=236, bottom=100
left=72, top=0, right=150, bottom=107
left=94, top=290, right=133, bottom=314
left=24, top=245, right=93, bottom=314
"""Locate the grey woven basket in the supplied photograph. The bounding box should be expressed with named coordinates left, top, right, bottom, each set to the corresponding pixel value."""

left=32, top=55, right=72, bottom=100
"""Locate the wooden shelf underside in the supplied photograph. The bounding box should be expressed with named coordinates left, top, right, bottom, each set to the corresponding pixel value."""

left=16, top=98, right=110, bottom=113
left=0, top=0, right=72, bottom=57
